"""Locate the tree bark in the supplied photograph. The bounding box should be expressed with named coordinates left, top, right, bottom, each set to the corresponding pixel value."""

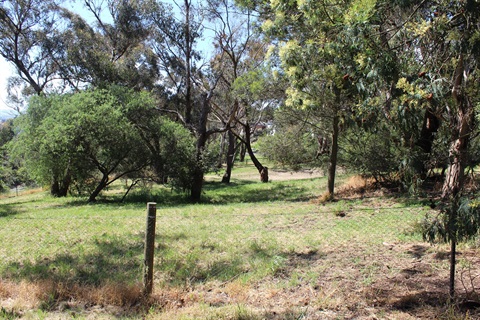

left=244, top=123, right=268, bottom=182
left=239, top=140, right=246, bottom=162
left=327, top=113, right=339, bottom=196
left=218, top=132, right=227, bottom=169
left=190, top=133, right=207, bottom=202
left=442, top=55, right=474, bottom=199
left=417, top=107, right=441, bottom=154
left=222, top=130, right=236, bottom=183
left=50, top=172, right=71, bottom=197
left=88, top=173, right=109, bottom=202
left=411, top=107, right=441, bottom=177
left=184, top=0, right=193, bottom=126
left=441, top=54, right=475, bottom=301
left=190, top=92, right=212, bottom=202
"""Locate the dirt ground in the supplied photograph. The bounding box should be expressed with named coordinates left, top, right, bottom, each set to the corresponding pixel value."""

left=149, top=242, right=480, bottom=319
left=2, top=172, right=480, bottom=319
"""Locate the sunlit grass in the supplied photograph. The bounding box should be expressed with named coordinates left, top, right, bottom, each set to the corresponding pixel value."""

left=0, top=162, right=435, bottom=318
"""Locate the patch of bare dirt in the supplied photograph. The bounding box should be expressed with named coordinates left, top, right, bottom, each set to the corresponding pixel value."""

left=148, top=243, right=480, bottom=319
left=267, top=169, right=325, bottom=181
left=3, top=243, right=479, bottom=319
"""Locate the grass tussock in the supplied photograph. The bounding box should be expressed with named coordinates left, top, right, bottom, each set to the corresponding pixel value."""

left=0, top=279, right=144, bottom=313
left=311, top=191, right=333, bottom=204
left=311, top=175, right=378, bottom=204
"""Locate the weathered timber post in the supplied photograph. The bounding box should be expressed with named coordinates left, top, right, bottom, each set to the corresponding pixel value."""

left=143, top=202, right=157, bottom=297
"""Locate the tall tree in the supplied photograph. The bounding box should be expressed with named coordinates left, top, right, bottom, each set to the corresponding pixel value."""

left=427, top=0, right=479, bottom=299
left=150, top=0, right=231, bottom=201
left=0, top=0, right=63, bottom=101
left=263, top=0, right=359, bottom=197
left=207, top=0, right=270, bottom=183
left=52, top=0, right=157, bottom=90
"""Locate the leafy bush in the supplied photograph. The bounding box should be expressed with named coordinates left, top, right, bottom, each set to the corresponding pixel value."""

left=340, top=127, right=404, bottom=182
left=11, top=86, right=196, bottom=200
left=258, top=128, right=321, bottom=170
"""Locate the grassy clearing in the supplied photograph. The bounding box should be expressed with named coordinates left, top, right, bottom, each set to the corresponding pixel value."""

left=0, top=164, right=478, bottom=319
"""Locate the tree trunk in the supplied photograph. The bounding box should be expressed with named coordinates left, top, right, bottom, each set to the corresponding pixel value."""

left=121, top=179, right=140, bottom=202
left=190, top=165, right=204, bottom=201
left=222, top=130, right=236, bottom=183
left=415, top=107, right=441, bottom=177
left=327, top=113, right=339, bottom=196
left=50, top=180, right=60, bottom=197
left=50, top=172, right=71, bottom=197
left=245, top=123, right=268, bottom=182
left=418, top=107, right=441, bottom=154
left=190, top=92, right=212, bottom=202
left=88, top=173, right=109, bottom=202
left=184, top=0, right=193, bottom=126
left=239, top=136, right=246, bottom=162
left=191, top=131, right=208, bottom=202
left=218, top=132, right=227, bottom=169
left=442, top=55, right=473, bottom=199
left=441, top=54, right=475, bottom=301
left=450, top=235, right=457, bottom=301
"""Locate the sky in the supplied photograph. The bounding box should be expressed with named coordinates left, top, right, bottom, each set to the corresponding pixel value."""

left=0, top=57, right=15, bottom=116
left=0, top=0, right=103, bottom=118
left=0, top=0, right=215, bottom=119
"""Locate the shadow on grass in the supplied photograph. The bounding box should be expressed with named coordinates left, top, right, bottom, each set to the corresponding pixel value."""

left=2, top=237, right=143, bottom=286
left=202, top=180, right=316, bottom=204
left=82, top=179, right=319, bottom=207
left=0, top=203, right=22, bottom=217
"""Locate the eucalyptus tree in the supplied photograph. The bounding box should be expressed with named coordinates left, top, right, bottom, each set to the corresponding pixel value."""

left=352, top=0, right=480, bottom=299
left=261, top=0, right=361, bottom=198
left=148, top=0, right=240, bottom=200
left=0, top=0, right=64, bottom=106
left=52, top=0, right=157, bottom=90
left=402, top=0, right=480, bottom=299
left=206, top=0, right=273, bottom=183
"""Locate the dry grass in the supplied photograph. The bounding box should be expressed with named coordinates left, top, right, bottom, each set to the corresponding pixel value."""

left=0, top=187, right=44, bottom=200
left=2, top=171, right=480, bottom=319
left=0, top=279, right=144, bottom=314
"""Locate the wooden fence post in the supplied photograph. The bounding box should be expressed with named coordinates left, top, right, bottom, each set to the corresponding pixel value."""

left=143, top=202, right=157, bottom=297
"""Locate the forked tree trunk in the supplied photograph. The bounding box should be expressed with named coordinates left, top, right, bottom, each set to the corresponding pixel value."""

left=50, top=172, right=72, bottom=197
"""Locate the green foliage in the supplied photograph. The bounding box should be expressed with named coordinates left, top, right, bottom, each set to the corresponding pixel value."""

left=57, top=0, right=156, bottom=90
left=11, top=87, right=195, bottom=200
left=154, top=119, right=197, bottom=192
left=422, top=197, right=480, bottom=244
left=340, top=127, right=403, bottom=182
left=258, top=130, right=319, bottom=171
left=257, top=107, right=325, bottom=171
left=0, top=119, right=34, bottom=192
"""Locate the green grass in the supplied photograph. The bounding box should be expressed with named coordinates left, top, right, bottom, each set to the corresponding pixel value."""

left=0, top=165, right=437, bottom=319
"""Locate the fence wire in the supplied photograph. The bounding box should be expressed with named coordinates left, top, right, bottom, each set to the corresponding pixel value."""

left=1, top=200, right=480, bottom=309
